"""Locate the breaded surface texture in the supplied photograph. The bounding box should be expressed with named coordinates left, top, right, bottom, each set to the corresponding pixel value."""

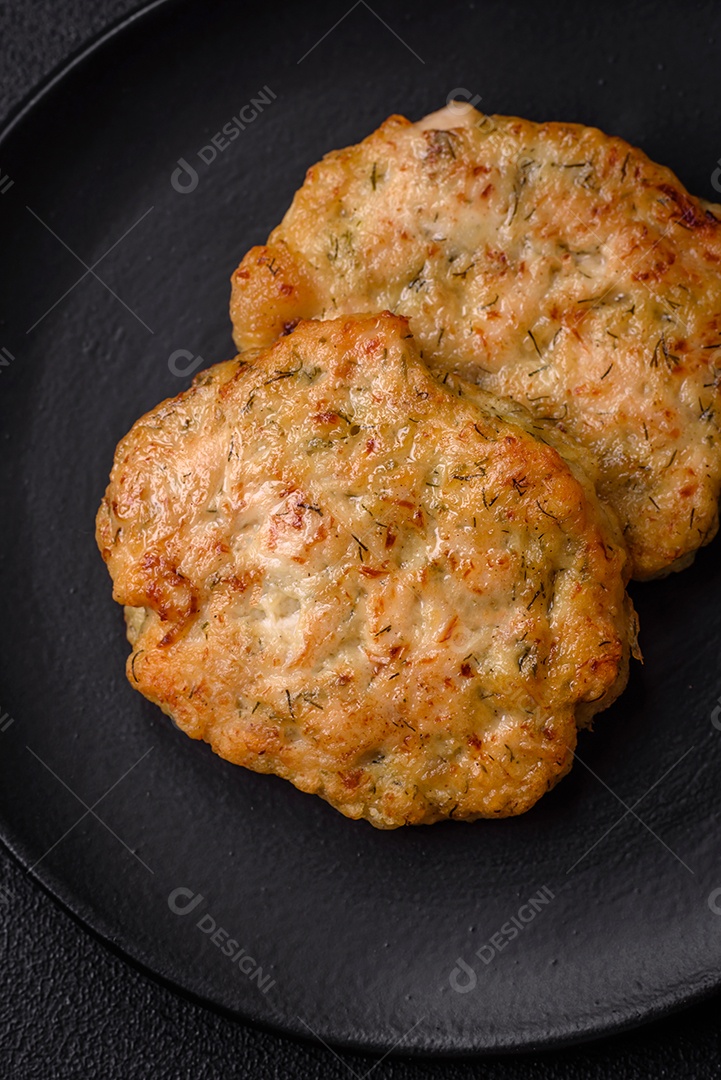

left=230, top=104, right=721, bottom=579
left=97, top=314, right=636, bottom=827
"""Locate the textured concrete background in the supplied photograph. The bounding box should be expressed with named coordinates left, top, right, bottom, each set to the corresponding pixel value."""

left=1, top=2, right=720, bottom=1076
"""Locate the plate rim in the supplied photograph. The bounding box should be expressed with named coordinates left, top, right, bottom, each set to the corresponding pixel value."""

left=2, top=811, right=719, bottom=1059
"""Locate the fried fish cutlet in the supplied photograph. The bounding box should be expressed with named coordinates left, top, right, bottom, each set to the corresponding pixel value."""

left=230, top=103, right=721, bottom=580
left=96, top=313, right=637, bottom=828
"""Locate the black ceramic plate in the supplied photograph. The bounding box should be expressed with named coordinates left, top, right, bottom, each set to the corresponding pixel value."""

left=2, top=0, right=721, bottom=1056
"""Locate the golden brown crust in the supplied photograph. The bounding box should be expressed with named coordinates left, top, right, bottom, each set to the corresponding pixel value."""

left=230, top=106, right=721, bottom=580
left=97, top=314, right=636, bottom=827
